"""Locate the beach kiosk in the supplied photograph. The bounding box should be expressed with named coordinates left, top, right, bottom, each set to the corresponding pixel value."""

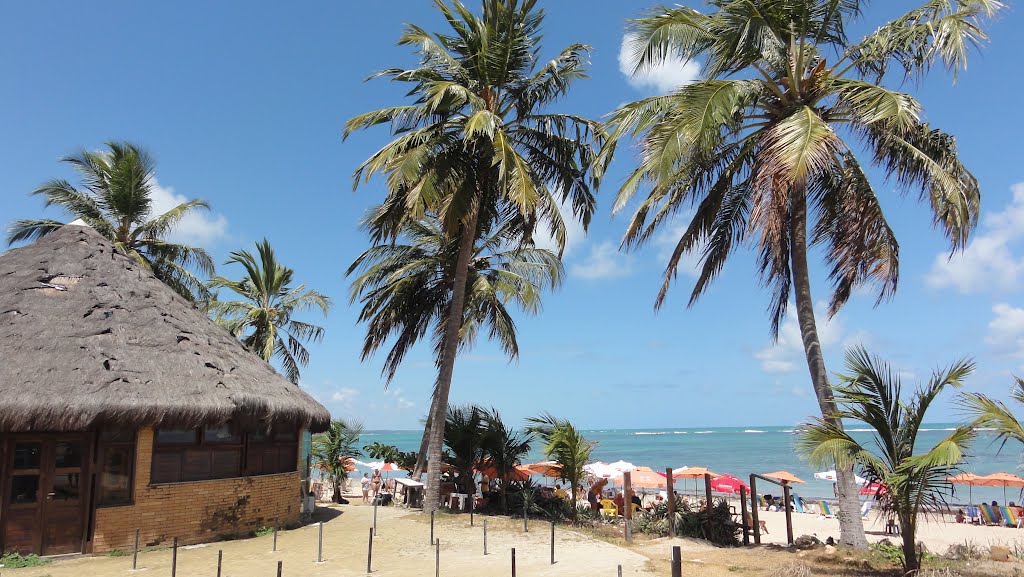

left=0, top=224, right=330, bottom=555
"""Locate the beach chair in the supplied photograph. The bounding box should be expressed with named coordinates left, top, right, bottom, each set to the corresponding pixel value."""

left=793, top=495, right=805, bottom=514
left=600, top=499, right=618, bottom=517
left=758, top=495, right=768, bottom=509
left=818, top=500, right=834, bottom=518
left=979, top=503, right=997, bottom=525
left=965, top=505, right=980, bottom=524
left=1000, top=506, right=1018, bottom=527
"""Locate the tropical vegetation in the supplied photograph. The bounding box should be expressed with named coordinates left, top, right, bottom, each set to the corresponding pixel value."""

left=208, top=239, right=331, bottom=383
left=7, top=141, right=214, bottom=302
left=963, top=377, right=1024, bottom=453
left=797, top=346, right=976, bottom=573
left=604, top=0, right=1001, bottom=547
left=344, top=0, right=606, bottom=510
left=312, top=419, right=364, bottom=504
left=526, top=412, right=593, bottom=523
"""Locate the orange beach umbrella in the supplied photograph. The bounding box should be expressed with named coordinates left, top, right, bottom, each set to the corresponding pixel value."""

left=673, top=467, right=720, bottom=479
left=524, top=461, right=562, bottom=478
left=974, top=472, right=1024, bottom=503
left=762, top=471, right=806, bottom=485
left=614, top=466, right=667, bottom=490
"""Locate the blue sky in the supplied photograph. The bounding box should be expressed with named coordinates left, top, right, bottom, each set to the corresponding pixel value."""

left=2, top=1, right=1023, bottom=430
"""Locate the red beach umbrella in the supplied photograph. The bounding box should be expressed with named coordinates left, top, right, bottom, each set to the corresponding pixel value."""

left=710, top=474, right=749, bottom=495
left=859, top=482, right=887, bottom=497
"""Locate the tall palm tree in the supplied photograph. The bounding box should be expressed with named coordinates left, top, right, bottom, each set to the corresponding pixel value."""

left=344, top=0, right=605, bottom=511
left=7, top=141, right=214, bottom=302
left=346, top=209, right=563, bottom=489
left=482, top=407, right=532, bottom=513
left=208, top=240, right=331, bottom=383
left=798, top=347, right=975, bottom=573
left=603, top=0, right=1000, bottom=546
left=963, top=377, right=1024, bottom=452
left=526, top=412, right=593, bottom=524
left=312, top=419, right=364, bottom=504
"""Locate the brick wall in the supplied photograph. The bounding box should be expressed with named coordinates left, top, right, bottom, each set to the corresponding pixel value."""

left=92, top=427, right=302, bottom=552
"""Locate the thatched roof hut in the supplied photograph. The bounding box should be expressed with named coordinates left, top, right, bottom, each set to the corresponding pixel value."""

left=0, top=223, right=330, bottom=433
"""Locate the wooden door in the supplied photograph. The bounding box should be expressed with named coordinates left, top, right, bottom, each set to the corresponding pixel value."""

left=1, top=435, right=89, bottom=555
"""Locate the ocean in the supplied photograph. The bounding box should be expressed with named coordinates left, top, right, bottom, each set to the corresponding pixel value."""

left=358, top=425, right=1024, bottom=504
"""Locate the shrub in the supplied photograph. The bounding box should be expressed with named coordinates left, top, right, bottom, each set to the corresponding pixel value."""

left=767, top=563, right=812, bottom=577
left=631, top=497, right=740, bottom=547
left=253, top=526, right=274, bottom=537
left=0, top=552, right=51, bottom=568
left=107, top=549, right=128, bottom=557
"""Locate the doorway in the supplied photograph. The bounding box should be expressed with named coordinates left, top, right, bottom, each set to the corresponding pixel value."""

left=1, top=434, right=90, bottom=555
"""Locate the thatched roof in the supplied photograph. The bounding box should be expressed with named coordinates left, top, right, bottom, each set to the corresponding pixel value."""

left=0, top=224, right=331, bottom=433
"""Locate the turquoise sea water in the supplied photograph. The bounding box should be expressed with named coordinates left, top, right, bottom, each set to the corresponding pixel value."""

left=359, top=425, right=1024, bottom=505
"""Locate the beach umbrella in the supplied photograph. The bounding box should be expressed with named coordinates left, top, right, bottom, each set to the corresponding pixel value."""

left=762, top=471, right=806, bottom=485
left=673, top=467, right=721, bottom=495
left=584, top=462, right=616, bottom=479
left=710, top=474, right=749, bottom=495
left=366, top=461, right=400, bottom=471
left=607, top=460, right=636, bottom=473
left=814, top=470, right=868, bottom=485
left=614, top=466, right=666, bottom=490
left=947, top=473, right=982, bottom=504
left=859, top=482, right=887, bottom=497
left=524, top=461, right=562, bottom=478
left=476, top=463, right=531, bottom=482
left=974, top=472, right=1024, bottom=503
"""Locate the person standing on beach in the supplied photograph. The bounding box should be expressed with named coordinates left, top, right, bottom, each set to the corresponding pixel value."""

left=371, top=470, right=383, bottom=498
left=360, top=473, right=371, bottom=504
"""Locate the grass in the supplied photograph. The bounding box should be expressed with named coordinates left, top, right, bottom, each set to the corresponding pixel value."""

left=106, top=549, right=128, bottom=557
left=0, top=552, right=52, bottom=568
left=253, top=526, right=275, bottom=537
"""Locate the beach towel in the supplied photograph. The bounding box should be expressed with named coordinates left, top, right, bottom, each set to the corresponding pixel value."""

left=793, top=495, right=805, bottom=514
left=979, top=503, right=997, bottom=525
left=1000, top=506, right=1018, bottom=527
left=818, top=500, right=833, bottom=517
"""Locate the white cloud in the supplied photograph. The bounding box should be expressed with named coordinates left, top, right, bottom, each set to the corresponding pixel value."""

left=618, top=33, right=701, bottom=93
left=533, top=198, right=585, bottom=257
left=926, top=183, right=1024, bottom=294
left=148, top=177, right=229, bottom=246
left=987, top=303, right=1024, bottom=358
left=329, top=387, right=360, bottom=409
left=384, top=387, right=416, bottom=410
left=570, top=240, right=634, bottom=280
left=754, top=303, right=844, bottom=374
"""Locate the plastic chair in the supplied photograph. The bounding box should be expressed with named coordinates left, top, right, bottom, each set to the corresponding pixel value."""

left=1000, top=506, right=1018, bottom=527
left=600, top=499, right=618, bottom=517
left=979, top=503, right=998, bottom=525
left=818, top=500, right=833, bottom=517
left=793, top=495, right=805, bottom=514
left=965, top=505, right=980, bottom=524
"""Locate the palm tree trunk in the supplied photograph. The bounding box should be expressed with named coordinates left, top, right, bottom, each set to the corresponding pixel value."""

left=423, top=207, right=480, bottom=513
left=900, top=515, right=918, bottom=573
left=790, top=191, right=868, bottom=549
left=413, top=397, right=438, bottom=479
left=333, top=477, right=342, bottom=504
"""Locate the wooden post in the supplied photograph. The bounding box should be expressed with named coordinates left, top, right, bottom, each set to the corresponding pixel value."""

left=373, top=500, right=378, bottom=536
left=131, top=528, right=139, bottom=570
left=216, top=550, right=222, bottom=577
left=623, top=471, right=633, bottom=544
left=749, top=474, right=761, bottom=545
left=470, top=492, right=475, bottom=527
left=430, top=510, right=435, bottom=545
left=783, top=483, right=794, bottom=546
left=670, top=545, right=682, bottom=577
left=550, top=521, right=555, bottom=564
left=523, top=501, right=528, bottom=533
left=740, top=485, right=750, bottom=546
left=171, top=538, right=178, bottom=577
left=704, top=473, right=713, bottom=515
left=665, top=468, right=676, bottom=538
left=435, top=539, right=440, bottom=577
left=276, top=560, right=282, bottom=577
left=483, top=519, right=488, bottom=555
left=317, top=521, right=323, bottom=562
left=511, top=547, right=516, bottom=577
left=367, top=527, right=373, bottom=573
left=617, top=564, right=623, bottom=577
left=273, top=521, right=278, bottom=552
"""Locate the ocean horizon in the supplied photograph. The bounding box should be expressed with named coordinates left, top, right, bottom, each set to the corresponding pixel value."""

left=358, top=424, right=1024, bottom=504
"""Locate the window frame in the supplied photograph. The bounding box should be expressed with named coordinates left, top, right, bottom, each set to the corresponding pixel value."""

left=151, top=424, right=298, bottom=485
left=95, top=430, right=136, bottom=508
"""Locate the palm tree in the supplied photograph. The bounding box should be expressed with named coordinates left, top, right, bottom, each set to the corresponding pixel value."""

left=312, top=419, right=364, bottom=504
left=482, top=408, right=532, bottom=513
left=344, top=0, right=605, bottom=511
left=604, top=0, right=1000, bottom=546
left=963, top=377, right=1024, bottom=452
left=798, top=346, right=975, bottom=573
left=526, top=412, right=593, bottom=524
left=7, top=141, right=214, bottom=302
left=347, top=210, right=563, bottom=484
left=208, top=240, right=331, bottom=383
left=444, top=404, right=488, bottom=495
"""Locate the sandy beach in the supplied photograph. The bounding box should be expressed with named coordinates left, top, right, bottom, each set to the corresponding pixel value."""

left=5, top=501, right=1024, bottom=577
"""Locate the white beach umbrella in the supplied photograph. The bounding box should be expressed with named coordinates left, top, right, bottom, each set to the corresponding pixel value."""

left=814, top=470, right=867, bottom=485
left=607, top=460, right=636, bottom=473
left=584, top=462, right=615, bottom=479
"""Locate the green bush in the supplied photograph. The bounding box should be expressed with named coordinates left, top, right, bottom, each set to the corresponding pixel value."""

left=0, top=552, right=51, bottom=568
left=107, top=549, right=128, bottom=557
left=253, top=526, right=274, bottom=537
left=631, top=498, right=740, bottom=547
